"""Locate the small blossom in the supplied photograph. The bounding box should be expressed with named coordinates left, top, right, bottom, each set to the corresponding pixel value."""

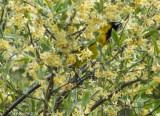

left=76, top=48, right=92, bottom=61
left=41, top=52, right=61, bottom=67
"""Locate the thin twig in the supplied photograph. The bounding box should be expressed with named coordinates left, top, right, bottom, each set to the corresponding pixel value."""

left=107, top=45, right=126, bottom=63
left=120, top=53, right=148, bottom=73
left=43, top=24, right=57, bottom=41
left=120, top=15, right=129, bottom=40
left=43, top=74, right=54, bottom=116
left=0, top=7, right=4, bottom=24
left=27, top=24, right=34, bottom=46
left=52, top=82, right=69, bottom=94
left=53, top=72, right=94, bottom=111
left=23, top=0, right=36, bottom=7
left=68, top=27, right=86, bottom=37
left=27, top=24, right=41, bottom=59
left=2, top=84, right=41, bottom=116
left=90, top=78, right=141, bottom=112
left=145, top=104, right=160, bottom=116
left=6, top=80, right=44, bottom=101
left=23, top=0, right=48, bottom=18
left=0, top=105, right=29, bottom=116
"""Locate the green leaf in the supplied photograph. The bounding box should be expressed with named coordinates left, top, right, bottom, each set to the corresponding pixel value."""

left=4, top=34, right=22, bottom=39
left=97, top=42, right=102, bottom=55
left=55, top=0, right=61, bottom=12
left=3, top=0, right=7, bottom=5
left=90, top=90, right=100, bottom=99
left=135, top=7, right=142, bottom=16
left=94, top=2, right=100, bottom=12
left=4, top=62, right=12, bottom=79
left=95, top=32, right=101, bottom=39
left=115, top=72, right=123, bottom=87
left=94, top=0, right=103, bottom=12
left=81, top=91, right=90, bottom=107
left=151, top=36, right=159, bottom=55
left=0, top=26, right=3, bottom=38
left=63, top=99, right=68, bottom=110
left=144, top=30, right=158, bottom=37
left=111, top=29, right=120, bottom=47
left=119, top=33, right=125, bottom=47
left=31, top=99, right=36, bottom=112
left=118, top=108, right=136, bottom=116
left=45, top=0, right=53, bottom=12
left=62, top=57, right=66, bottom=65
left=119, top=95, right=130, bottom=103
left=41, top=43, right=50, bottom=51
left=0, top=92, right=3, bottom=102
left=100, top=0, right=103, bottom=11
left=137, top=97, right=149, bottom=103
left=38, top=0, right=44, bottom=6
left=63, top=0, right=68, bottom=9
left=36, top=101, right=43, bottom=112
left=68, top=0, right=72, bottom=5
left=29, top=51, right=35, bottom=57
left=16, top=58, right=29, bottom=62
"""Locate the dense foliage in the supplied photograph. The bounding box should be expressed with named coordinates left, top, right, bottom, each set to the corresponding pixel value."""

left=0, top=0, right=160, bottom=115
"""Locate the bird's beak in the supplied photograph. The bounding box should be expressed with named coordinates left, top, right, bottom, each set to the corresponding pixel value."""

left=115, top=22, right=122, bottom=27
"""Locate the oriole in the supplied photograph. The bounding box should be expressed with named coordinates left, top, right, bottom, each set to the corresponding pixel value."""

left=73, top=22, right=121, bottom=68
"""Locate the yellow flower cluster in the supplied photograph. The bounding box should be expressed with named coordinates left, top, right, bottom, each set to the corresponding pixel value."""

left=66, top=54, right=76, bottom=65
left=0, top=91, right=13, bottom=104
left=65, top=83, right=73, bottom=90
left=75, top=0, right=93, bottom=21
left=0, top=39, right=10, bottom=51
left=53, top=75, right=65, bottom=87
left=56, top=37, right=69, bottom=52
left=141, top=109, right=149, bottom=116
left=41, top=52, right=61, bottom=67
left=76, top=48, right=92, bottom=61
left=154, top=15, right=160, bottom=25
left=30, top=23, right=45, bottom=39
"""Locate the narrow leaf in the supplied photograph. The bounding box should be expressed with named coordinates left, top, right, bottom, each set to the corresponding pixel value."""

left=0, top=92, right=3, bottom=102
left=151, top=36, right=159, bottom=55
left=81, top=91, right=90, bottom=107
left=31, top=99, right=36, bottom=112
left=55, top=0, right=61, bottom=11
left=90, top=90, right=100, bottom=99
left=144, top=30, right=158, bottom=37
left=111, top=29, right=120, bottom=47
left=45, top=0, right=53, bottom=12
left=119, top=33, right=125, bottom=47
left=4, top=34, right=22, bottom=39
left=16, top=58, right=29, bottom=62
left=100, top=0, right=103, bottom=11
left=97, top=42, right=102, bottom=55
left=36, top=101, right=43, bottom=112
left=0, top=26, right=3, bottom=38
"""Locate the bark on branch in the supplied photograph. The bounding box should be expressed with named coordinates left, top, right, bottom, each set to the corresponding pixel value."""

left=2, top=84, right=41, bottom=116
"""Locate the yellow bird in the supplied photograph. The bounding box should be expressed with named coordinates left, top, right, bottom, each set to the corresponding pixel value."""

left=73, top=22, right=122, bottom=68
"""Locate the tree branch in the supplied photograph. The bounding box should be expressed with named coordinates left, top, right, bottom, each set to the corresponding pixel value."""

left=27, top=23, right=41, bottom=60
left=43, top=73, right=54, bottom=116
left=43, top=24, right=57, bottom=41
left=0, top=7, right=5, bottom=25
left=53, top=72, right=94, bottom=111
left=2, top=84, right=41, bottom=116
left=6, top=80, right=44, bottom=101
left=90, top=78, right=141, bottom=112
left=68, top=27, right=86, bottom=37
left=0, top=104, right=29, bottom=116
left=145, top=104, right=160, bottom=116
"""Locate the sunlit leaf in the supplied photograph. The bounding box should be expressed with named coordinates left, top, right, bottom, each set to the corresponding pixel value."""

left=81, top=91, right=90, bottom=107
